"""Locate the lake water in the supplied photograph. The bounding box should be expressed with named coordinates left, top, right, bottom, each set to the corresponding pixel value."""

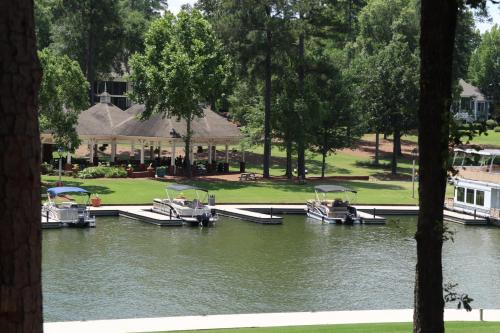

left=42, top=215, right=500, bottom=322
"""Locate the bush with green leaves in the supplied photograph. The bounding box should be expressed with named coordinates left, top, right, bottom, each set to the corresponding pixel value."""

left=486, top=119, right=498, bottom=129
left=495, top=126, right=500, bottom=132
left=78, top=166, right=127, bottom=179
left=104, top=167, right=128, bottom=178
left=41, top=162, right=54, bottom=175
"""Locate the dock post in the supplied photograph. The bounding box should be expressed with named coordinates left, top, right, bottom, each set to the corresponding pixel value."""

left=373, top=208, right=376, bottom=219
left=474, top=209, right=476, bottom=220
left=270, top=207, right=273, bottom=219
left=480, top=308, right=483, bottom=321
left=170, top=209, right=172, bottom=220
left=46, top=211, right=49, bottom=222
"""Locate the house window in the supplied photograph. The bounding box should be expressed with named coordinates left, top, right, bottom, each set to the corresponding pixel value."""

left=476, top=190, right=485, bottom=206
left=466, top=189, right=475, bottom=204
left=456, top=187, right=465, bottom=202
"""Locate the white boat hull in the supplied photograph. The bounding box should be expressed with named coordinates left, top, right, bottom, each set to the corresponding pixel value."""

left=306, top=208, right=362, bottom=224
left=41, top=206, right=96, bottom=228
left=153, top=199, right=218, bottom=226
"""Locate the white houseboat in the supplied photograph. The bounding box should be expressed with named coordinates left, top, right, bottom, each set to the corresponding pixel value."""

left=447, top=148, right=500, bottom=225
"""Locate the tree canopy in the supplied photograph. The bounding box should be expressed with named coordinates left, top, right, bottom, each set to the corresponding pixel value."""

left=38, top=48, right=89, bottom=150
left=130, top=9, right=230, bottom=177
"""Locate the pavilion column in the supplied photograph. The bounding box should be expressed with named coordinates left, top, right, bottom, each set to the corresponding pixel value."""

left=158, top=142, right=162, bottom=158
left=111, top=139, right=117, bottom=162
left=88, top=139, right=94, bottom=164
left=208, top=143, right=212, bottom=163
left=171, top=141, right=176, bottom=166
left=190, top=144, right=195, bottom=164
left=67, top=143, right=72, bottom=165
left=225, top=144, right=229, bottom=163
left=140, top=140, right=145, bottom=164
left=242, top=149, right=245, bottom=163
left=40, top=142, right=44, bottom=163
left=131, top=141, right=135, bottom=160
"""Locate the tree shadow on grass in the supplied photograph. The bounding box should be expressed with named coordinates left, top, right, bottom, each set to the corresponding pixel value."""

left=41, top=179, right=114, bottom=195
left=245, top=151, right=353, bottom=175
left=177, top=178, right=407, bottom=195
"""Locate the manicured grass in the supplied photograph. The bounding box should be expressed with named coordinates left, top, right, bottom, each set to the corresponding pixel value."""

left=148, top=322, right=500, bottom=333
left=400, top=130, right=500, bottom=147
left=41, top=175, right=452, bottom=205
left=243, top=146, right=415, bottom=178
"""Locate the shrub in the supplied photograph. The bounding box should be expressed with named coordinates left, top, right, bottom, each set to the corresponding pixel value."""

left=103, top=167, right=127, bottom=178
left=495, top=126, right=500, bottom=132
left=78, top=166, right=107, bottom=179
left=41, top=162, right=54, bottom=175
left=486, top=119, right=498, bottom=130
left=78, top=166, right=127, bottom=179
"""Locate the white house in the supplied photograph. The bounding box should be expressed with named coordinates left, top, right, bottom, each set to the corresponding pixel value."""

left=454, top=79, right=491, bottom=122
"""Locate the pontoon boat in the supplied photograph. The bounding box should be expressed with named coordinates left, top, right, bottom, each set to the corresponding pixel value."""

left=306, top=185, right=361, bottom=224
left=153, top=184, right=217, bottom=226
left=42, top=187, right=96, bottom=228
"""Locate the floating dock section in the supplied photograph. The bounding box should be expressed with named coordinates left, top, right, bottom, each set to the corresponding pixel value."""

left=41, top=204, right=492, bottom=229
left=216, top=206, right=283, bottom=224
left=118, top=207, right=183, bottom=226
left=443, top=209, right=488, bottom=225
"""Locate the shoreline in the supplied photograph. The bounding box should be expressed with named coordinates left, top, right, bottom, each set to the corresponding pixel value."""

left=43, top=309, right=500, bottom=333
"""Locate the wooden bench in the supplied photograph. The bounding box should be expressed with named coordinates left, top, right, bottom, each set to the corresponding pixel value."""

left=239, top=172, right=257, bottom=181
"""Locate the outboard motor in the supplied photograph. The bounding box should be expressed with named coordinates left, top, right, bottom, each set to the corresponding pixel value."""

left=344, top=214, right=355, bottom=225
left=197, top=213, right=211, bottom=227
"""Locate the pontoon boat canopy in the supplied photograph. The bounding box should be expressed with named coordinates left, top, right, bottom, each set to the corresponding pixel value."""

left=47, top=187, right=90, bottom=197
left=315, top=185, right=357, bottom=193
left=453, top=148, right=500, bottom=157
left=166, top=184, right=208, bottom=192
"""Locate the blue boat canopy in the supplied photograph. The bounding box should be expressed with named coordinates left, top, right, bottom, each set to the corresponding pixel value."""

left=48, top=187, right=90, bottom=197
left=166, top=184, right=208, bottom=192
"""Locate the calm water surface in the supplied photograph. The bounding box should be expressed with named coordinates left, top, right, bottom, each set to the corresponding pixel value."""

left=42, top=215, right=500, bottom=321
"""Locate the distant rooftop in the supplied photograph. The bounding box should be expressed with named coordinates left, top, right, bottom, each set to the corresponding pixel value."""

left=459, top=79, right=487, bottom=101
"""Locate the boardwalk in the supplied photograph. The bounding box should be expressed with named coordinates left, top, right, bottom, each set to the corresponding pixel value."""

left=44, top=309, right=500, bottom=333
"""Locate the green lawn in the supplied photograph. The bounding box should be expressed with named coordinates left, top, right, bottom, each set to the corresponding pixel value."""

left=243, top=146, right=415, bottom=178
left=41, top=175, right=454, bottom=205
left=147, top=322, right=500, bottom=333
left=400, top=130, right=500, bottom=147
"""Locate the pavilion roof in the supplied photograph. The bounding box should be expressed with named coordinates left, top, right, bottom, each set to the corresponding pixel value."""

left=76, top=101, right=130, bottom=136
left=75, top=102, right=242, bottom=142
left=114, top=104, right=242, bottom=141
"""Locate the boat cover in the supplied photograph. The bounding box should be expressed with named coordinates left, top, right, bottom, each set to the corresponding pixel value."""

left=47, top=187, right=90, bottom=197
left=166, top=184, right=208, bottom=192
left=315, top=185, right=356, bottom=193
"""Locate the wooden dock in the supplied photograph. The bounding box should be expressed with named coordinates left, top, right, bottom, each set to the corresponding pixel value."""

left=443, top=209, right=488, bottom=225
left=216, top=206, right=283, bottom=224
left=357, top=211, right=386, bottom=224
left=39, top=204, right=492, bottom=228
left=118, top=207, right=183, bottom=226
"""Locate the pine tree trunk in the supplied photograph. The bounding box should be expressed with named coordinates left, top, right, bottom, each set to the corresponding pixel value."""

left=374, top=132, right=380, bottom=165
left=391, top=129, right=400, bottom=175
left=396, top=133, right=403, bottom=156
left=297, top=29, right=306, bottom=179
left=286, top=140, right=292, bottom=179
left=263, top=26, right=272, bottom=179
left=321, top=151, right=327, bottom=179
left=86, top=18, right=96, bottom=105
left=0, top=1, right=43, bottom=331
left=413, top=1, right=458, bottom=333
left=185, top=117, right=192, bottom=178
